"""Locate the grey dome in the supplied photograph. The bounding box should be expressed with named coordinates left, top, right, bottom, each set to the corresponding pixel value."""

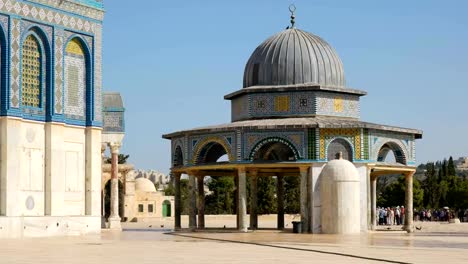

left=243, top=28, right=345, bottom=88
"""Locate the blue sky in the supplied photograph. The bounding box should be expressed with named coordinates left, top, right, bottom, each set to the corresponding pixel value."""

left=102, top=0, right=468, bottom=173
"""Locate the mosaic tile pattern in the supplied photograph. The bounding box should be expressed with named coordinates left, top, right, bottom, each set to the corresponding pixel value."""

left=188, top=133, right=236, bottom=165
left=247, top=136, right=301, bottom=161
left=54, top=28, right=64, bottom=114
left=0, top=0, right=99, bottom=34
left=10, top=18, right=20, bottom=108
left=319, top=128, right=361, bottom=161
left=102, top=111, right=123, bottom=132
left=64, top=46, right=86, bottom=120
left=172, top=137, right=185, bottom=166
left=21, top=34, right=41, bottom=107
left=243, top=131, right=305, bottom=161
left=93, top=24, right=102, bottom=122
left=235, top=91, right=359, bottom=121
left=21, top=20, right=52, bottom=44
left=368, top=130, right=414, bottom=164
left=316, top=92, right=360, bottom=118
left=29, top=0, right=104, bottom=19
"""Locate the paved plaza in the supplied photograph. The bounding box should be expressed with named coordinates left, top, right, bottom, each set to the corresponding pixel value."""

left=1, top=217, right=467, bottom=264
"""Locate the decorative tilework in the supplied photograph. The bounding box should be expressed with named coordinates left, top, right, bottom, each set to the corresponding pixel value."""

left=368, top=130, right=413, bottom=164
left=319, top=128, right=361, bottom=161
left=191, top=135, right=235, bottom=164
left=307, top=128, right=316, bottom=160
left=64, top=50, right=85, bottom=119
left=274, top=95, right=290, bottom=112
left=54, top=28, right=64, bottom=114
left=243, top=131, right=305, bottom=161
left=248, top=136, right=301, bottom=161
left=21, top=35, right=41, bottom=107
left=333, top=96, right=343, bottom=112
left=0, top=0, right=100, bottom=34
left=93, top=24, right=102, bottom=122
left=10, top=18, right=20, bottom=108
left=102, top=111, right=123, bottom=132
left=316, top=92, right=360, bottom=118
left=21, top=20, right=52, bottom=43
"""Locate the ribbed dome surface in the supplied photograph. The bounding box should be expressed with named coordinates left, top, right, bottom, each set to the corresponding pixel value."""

left=243, top=28, right=345, bottom=88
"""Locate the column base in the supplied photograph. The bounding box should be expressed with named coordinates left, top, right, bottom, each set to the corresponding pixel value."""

left=108, top=216, right=122, bottom=231
left=404, top=225, right=414, bottom=233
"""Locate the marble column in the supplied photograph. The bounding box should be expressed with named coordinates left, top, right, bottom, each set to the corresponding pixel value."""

left=249, top=171, right=258, bottom=230
left=238, top=167, right=248, bottom=232
left=174, top=173, right=182, bottom=230
left=188, top=173, right=197, bottom=231
left=277, top=174, right=285, bottom=230
left=404, top=171, right=415, bottom=233
left=197, top=175, right=205, bottom=229
left=101, top=143, right=107, bottom=227
left=108, top=142, right=121, bottom=230
left=370, top=174, right=377, bottom=231
left=299, top=166, right=310, bottom=233
left=234, top=176, right=239, bottom=229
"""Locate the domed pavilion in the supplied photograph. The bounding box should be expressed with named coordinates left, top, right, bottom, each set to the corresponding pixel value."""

left=163, top=9, right=422, bottom=233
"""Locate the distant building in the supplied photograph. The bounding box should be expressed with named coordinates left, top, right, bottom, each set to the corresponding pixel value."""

left=456, top=157, right=468, bottom=171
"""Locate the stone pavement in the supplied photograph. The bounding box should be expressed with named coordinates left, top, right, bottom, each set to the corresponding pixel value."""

left=0, top=220, right=467, bottom=264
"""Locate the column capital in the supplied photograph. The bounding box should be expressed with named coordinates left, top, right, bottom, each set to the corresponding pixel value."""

left=238, top=166, right=246, bottom=174
left=109, top=142, right=121, bottom=154
left=249, top=169, right=259, bottom=177
left=405, top=171, right=416, bottom=178
left=187, top=170, right=204, bottom=177
left=299, top=166, right=310, bottom=174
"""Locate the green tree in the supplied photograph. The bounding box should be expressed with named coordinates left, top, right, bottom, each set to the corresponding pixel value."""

left=378, top=176, right=424, bottom=209
left=283, top=176, right=300, bottom=214
left=205, top=176, right=235, bottom=214
left=256, top=177, right=277, bottom=214
left=105, top=154, right=130, bottom=164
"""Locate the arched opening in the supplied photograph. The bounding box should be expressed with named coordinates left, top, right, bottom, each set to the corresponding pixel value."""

left=196, top=141, right=231, bottom=165
left=104, top=180, right=125, bottom=221
left=327, top=138, right=353, bottom=161
left=20, top=27, right=52, bottom=118
left=173, top=146, right=183, bottom=167
left=162, top=200, right=171, bottom=217
left=375, top=142, right=409, bottom=228
left=377, top=142, right=406, bottom=165
left=252, top=141, right=297, bottom=162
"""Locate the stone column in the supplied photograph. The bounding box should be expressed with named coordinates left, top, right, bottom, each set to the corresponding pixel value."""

left=197, top=174, right=205, bottom=229
left=300, top=166, right=310, bottom=233
left=234, top=175, right=239, bottom=229
left=249, top=171, right=258, bottom=230
left=101, top=143, right=107, bottom=218
left=108, top=143, right=121, bottom=230
left=238, top=167, right=248, bottom=232
left=174, top=172, right=182, bottom=230
left=370, top=174, right=377, bottom=231
left=277, top=174, right=285, bottom=230
left=404, top=171, right=415, bottom=233
left=188, top=172, right=197, bottom=231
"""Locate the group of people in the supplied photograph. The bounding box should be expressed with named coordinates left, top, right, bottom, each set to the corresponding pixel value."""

left=414, top=208, right=468, bottom=222
left=377, top=206, right=405, bottom=226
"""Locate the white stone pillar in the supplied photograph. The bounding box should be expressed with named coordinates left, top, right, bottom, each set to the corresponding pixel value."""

left=404, top=172, right=415, bottom=233
left=188, top=173, right=197, bottom=230
left=238, top=167, right=248, bottom=232
left=300, top=166, right=310, bottom=233
left=108, top=142, right=121, bottom=230
left=249, top=172, right=258, bottom=230
left=370, top=175, right=377, bottom=231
